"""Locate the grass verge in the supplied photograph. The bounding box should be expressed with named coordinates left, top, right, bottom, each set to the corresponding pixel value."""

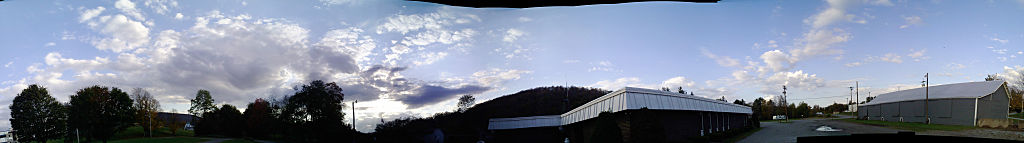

left=721, top=127, right=762, bottom=143
left=836, top=118, right=975, bottom=132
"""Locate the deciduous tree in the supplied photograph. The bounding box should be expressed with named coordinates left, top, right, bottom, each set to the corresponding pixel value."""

left=10, top=84, right=66, bottom=143
left=130, top=88, right=160, bottom=137
left=69, top=86, right=134, bottom=143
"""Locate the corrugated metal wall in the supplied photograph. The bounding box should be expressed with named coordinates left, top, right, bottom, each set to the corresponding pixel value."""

left=561, top=90, right=752, bottom=125
left=858, top=98, right=979, bottom=126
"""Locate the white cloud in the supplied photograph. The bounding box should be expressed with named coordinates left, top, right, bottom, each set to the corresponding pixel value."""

left=661, top=76, right=696, bottom=89
left=44, top=42, right=56, bottom=47
left=90, top=14, right=151, bottom=53
left=790, top=28, right=848, bottom=61
left=762, top=70, right=826, bottom=94
left=3, top=62, right=11, bottom=68
left=907, top=48, right=928, bottom=61
left=144, top=0, right=179, bottom=15
left=760, top=50, right=792, bottom=72
left=315, top=27, right=377, bottom=63
left=174, top=13, right=184, bottom=20
left=899, top=16, right=922, bottom=29
left=701, top=49, right=740, bottom=67
left=804, top=0, right=856, bottom=29
left=412, top=52, right=447, bottom=66
left=844, top=62, right=862, bottom=67
left=992, top=37, right=1009, bottom=44
left=471, top=68, right=532, bottom=87
left=947, top=63, right=966, bottom=70
left=590, top=77, right=648, bottom=90
left=998, top=66, right=1024, bottom=89
left=588, top=61, right=616, bottom=72
left=518, top=17, right=532, bottom=22
left=115, top=0, right=146, bottom=21
left=79, top=7, right=106, bottom=22
left=503, top=28, right=525, bottom=43
left=877, top=53, right=903, bottom=63
left=870, top=0, right=894, bottom=6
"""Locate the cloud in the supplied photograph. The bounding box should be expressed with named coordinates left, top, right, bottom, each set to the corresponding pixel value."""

left=143, top=0, right=179, bottom=15
left=998, top=66, right=1024, bottom=89
left=502, top=28, right=525, bottom=43
left=790, top=28, right=849, bottom=61
left=115, top=0, right=146, bottom=21
left=3, top=62, right=11, bottom=68
left=876, top=53, right=903, bottom=63
left=947, top=63, right=966, bottom=70
left=89, top=14, right=151, bottom=53
left=518, top=17, right=532, bottom=22
left=804, top=0, right=856, bottom=29
left=907, top=48, right=927, bottom=61
left=80, top=7, right=106, bottom=22
left=869, top=0, right=894, bottom=6
left=44, top=42, right=56, bottom=47
left=844, top=62, right=862, bottom=67
left=471, top=68, right=532, bottom=87
left=376, top=10, right=479, bottom=66
left=394, top=85, right=490, bottom=109
left=992, top=37, right=1009, bottom=44
left=899, top=16, right=922, bottom=29
left=174, top=13, right=184, bottom=20
left=760, top=50, right=793, bottom=72
left=590, top=77, right=645, bottom=90
left=701, top=49, right=740, bottom=67
left=761, top=70, right=826, bottom=94
left=315, top=27, right=377, bottom=64
left=588, top=61, right=617, bottom=72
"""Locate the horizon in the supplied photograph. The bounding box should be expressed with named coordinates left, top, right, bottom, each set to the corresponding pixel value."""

left=2, top=0, right=1024, bottom=133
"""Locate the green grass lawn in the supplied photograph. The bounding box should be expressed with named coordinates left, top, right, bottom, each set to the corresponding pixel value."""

left=838, top=112, right=857, bottom=116
left=46, top=125, right=198, bottom=143
left=836, top=118, right=975, bottom=132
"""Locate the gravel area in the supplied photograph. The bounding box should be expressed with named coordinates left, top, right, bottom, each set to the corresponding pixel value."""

left=739, top=117, right=1024, bottom=143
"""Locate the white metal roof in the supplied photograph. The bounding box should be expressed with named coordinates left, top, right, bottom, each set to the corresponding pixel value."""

left=486, top=87, right=753, bottom=130
left=861, top=80, right=1007, bottom=106
left=487, top=115, right=561, bottom=130
left=559, top=87, right=752, bottom=125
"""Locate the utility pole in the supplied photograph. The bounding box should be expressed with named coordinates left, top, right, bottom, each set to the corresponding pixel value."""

left=352, top=100, right=358, bottom=143
left=924, top=73, right=930, bottom=124
left=783, top=85, right=788, bottom=121
left=856, top=81, right=859, bottom=110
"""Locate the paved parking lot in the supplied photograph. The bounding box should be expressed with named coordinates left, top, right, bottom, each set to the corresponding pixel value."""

left=738, top=118, right=904, bottom=143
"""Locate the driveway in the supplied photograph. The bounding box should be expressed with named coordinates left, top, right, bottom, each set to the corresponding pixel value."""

left=738, top=118, right=904, bottom=143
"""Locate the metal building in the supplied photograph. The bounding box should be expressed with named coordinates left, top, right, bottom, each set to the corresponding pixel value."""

left=487, top=87, right=753, bottom=142
left=857, top=81, right=1010, bottom=126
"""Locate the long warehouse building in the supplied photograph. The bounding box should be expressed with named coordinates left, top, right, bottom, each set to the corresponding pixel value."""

left=487, top=87, right=754, bottom=143
left=857, top=80, right=1010, bottom=126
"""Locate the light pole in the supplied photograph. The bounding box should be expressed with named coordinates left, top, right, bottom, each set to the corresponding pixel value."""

left=783, top=85, right=788, bottom=121
left=923, top=73, right=930, bottom=124
left=856, top=81, right=859, bottom=111
left=352, top=100, right=357, bottom=143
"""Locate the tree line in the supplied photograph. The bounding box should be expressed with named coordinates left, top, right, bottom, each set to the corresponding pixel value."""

left=9, top=80, right=361, bottom=143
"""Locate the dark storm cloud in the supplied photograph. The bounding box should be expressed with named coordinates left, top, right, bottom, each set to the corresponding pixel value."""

left=395, top=84, right=490, bottom=109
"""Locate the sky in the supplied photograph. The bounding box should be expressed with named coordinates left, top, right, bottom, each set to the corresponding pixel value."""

left=1, top=0, right=1024, bottom=132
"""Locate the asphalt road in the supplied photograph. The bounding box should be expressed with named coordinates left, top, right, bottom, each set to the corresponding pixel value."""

left=738, top=118, right=904, bottom=143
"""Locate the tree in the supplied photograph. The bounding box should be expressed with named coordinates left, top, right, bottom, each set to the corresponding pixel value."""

left=751, top=98, right=765, bottom=120
left=677, top=87, right=686, bottom=95
left=69, top=86, right=135, bottom=143
left=985, top=74, right=1000, bottom=81
left=456, top=95, right=475, bottom=112
left=164, top=109, right=185, bottom=136
left=10, top=84, right=66, bottom=143
left=131, top=88, right=160, bottom=137
left=243, top=98, right=275, bottom=139
left=796, top=102, right=810, bottom=118
left=189, top=89, right=216, bottom=118
left=215, top=105, right=245, bottom=137
left=281, top=80, right=349, bottom=142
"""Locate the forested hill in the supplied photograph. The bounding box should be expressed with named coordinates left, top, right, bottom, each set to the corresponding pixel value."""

left=464, top=86, right=610, bottom=118
left=374, top=86, right=611, bottom=142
